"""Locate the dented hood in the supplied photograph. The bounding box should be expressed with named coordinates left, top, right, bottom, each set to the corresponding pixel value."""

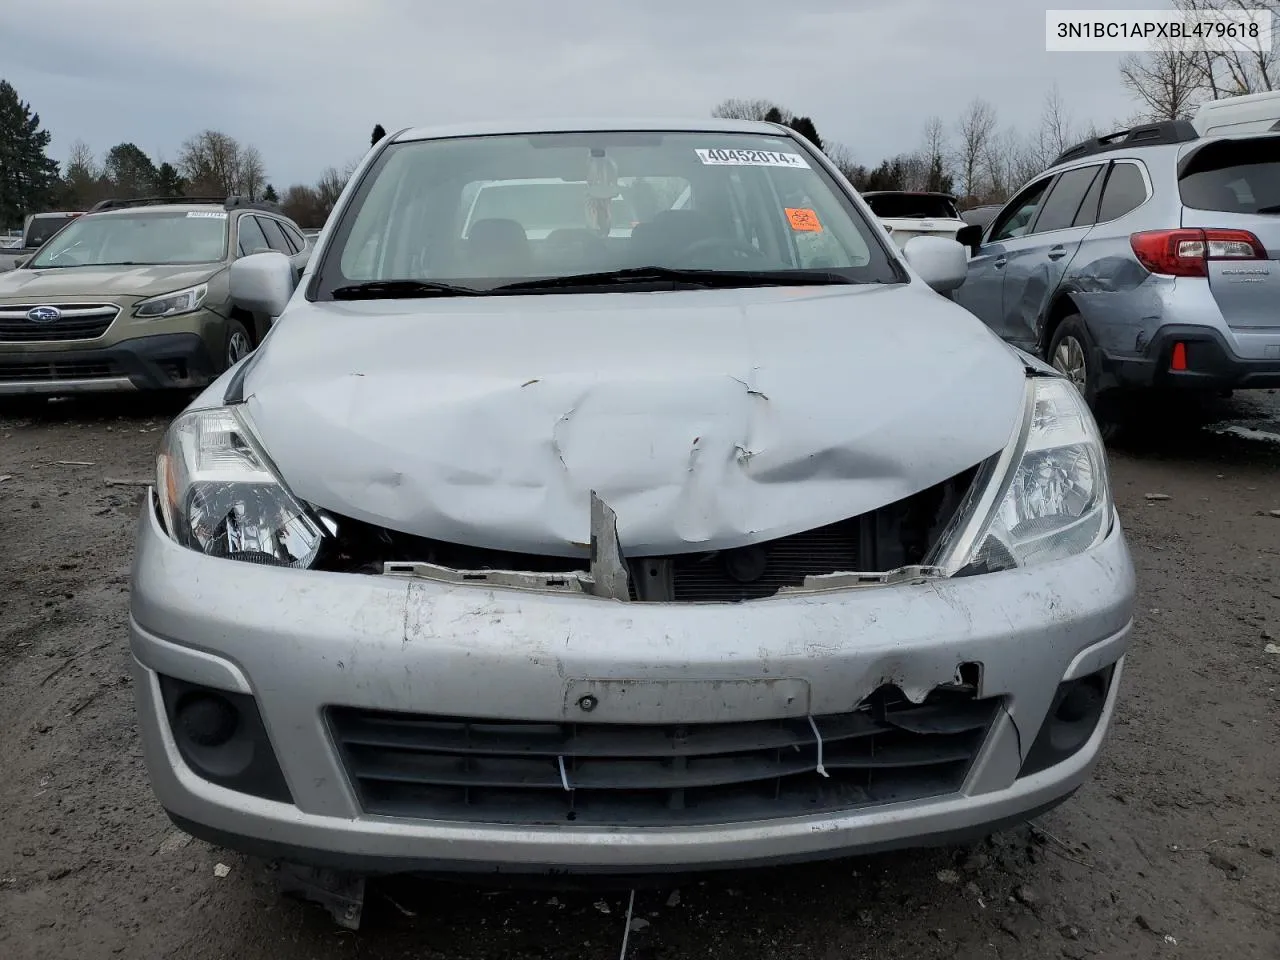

left=242, top=284, right=1026, bottom=557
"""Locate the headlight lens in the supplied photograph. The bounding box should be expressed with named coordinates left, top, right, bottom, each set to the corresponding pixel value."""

left=948, top=377, right=1112, bottom=573
left=135, top=283, right=208, bottom=319
left=155, top=406, right=324, bottom=567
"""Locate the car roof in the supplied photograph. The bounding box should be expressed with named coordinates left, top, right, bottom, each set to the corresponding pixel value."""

left=84, top=204, right=248, bottom=220
left=393, top=117, right=789, bottom=142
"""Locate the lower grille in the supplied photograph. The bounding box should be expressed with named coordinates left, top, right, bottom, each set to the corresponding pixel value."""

left=0, top=303, right=119, bottom=342
left=327, top=689, right=999, bottom=826
left=0, top=359, right=120, bottom=382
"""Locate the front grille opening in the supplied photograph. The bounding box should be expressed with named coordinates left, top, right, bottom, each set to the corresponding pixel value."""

left=0, top=359, right=120, bottom=382
left=0, top=304, right=119, bottom=342
left=327, top=685, right=999, bottom=827
left=318, top=464, right=982, bottom=602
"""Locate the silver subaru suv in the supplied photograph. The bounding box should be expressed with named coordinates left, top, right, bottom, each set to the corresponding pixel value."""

left=954, top=118, right=1280, bottom=419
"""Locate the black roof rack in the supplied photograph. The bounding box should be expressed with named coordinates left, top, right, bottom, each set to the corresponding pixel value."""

left=87, top=195, right=283, bottom=214
left=1051, top=119, right=1199, bottom=166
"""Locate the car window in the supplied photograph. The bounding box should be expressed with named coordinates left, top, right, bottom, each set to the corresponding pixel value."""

left=29, top=210, right=228, bottom=268
left=1072, top=164, right=1108, bottom=227
left=1097, top=163, right=1147, bottom=222
left=26, top=215, right=78, bottom=247
left=863, top=194, right=960, bottom=219
left=320, top=131, right=901, bottom=293
left=282, top=224, right=307, bottom=253
left=256, top=217, right=293, bottom=254
left=237, top=215, right=270, bottom=257
left=1032, top=165, right=1105, bottom=234
left=989, top=178, right=1052, bottom=242
left=1178, top=137, right=1280, bottom=213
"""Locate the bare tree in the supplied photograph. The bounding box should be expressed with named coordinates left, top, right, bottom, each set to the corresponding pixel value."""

left=711, top=98, right=785, bottom=121
left=1120, top=40, right=1204, bottom=120
left=62, top=139, right=106, bottom=207
left=178, top=131, right=243, bottom=196
left=238, top=145, right=267, bottom=200
left=822, top=142, right=868, bottom=189
left=954, top=98, right=997, bottom=202
left=1178, top=0, right=1276, bottom=96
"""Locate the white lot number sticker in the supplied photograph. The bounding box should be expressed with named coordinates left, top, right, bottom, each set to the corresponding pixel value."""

left=186, top=211, right=228, bottom=219
left=695, top=148, right=809, bottom=168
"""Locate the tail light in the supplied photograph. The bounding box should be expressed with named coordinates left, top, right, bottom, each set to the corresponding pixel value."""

left=1130, top=228, right=1266, bottom=277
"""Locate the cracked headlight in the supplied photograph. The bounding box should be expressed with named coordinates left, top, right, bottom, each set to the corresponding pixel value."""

left=155, top=406, right=324, bottom=567
left=937, top=377, right=1113, bottom=574
left=134, top=283, right=208, bottom=319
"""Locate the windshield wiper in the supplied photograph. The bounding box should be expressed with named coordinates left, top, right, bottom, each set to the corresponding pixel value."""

left=1254, top=204, right=1280, bottom=214
left=330, top=279, right=485, bottom=300
left=490, top=266, right=857, bottom=293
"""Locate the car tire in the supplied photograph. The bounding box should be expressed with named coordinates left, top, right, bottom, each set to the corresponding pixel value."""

left=223, top=319, right=254, bottom=372
left=1047, top=314, right=1119, bottom=440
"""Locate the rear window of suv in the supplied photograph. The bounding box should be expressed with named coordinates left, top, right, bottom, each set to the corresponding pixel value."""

left=862, top=194, right=960, bottom=219
left=1179, top=138, right=1280, bottom=214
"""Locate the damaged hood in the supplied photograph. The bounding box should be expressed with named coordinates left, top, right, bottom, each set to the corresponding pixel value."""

left=242, top=284, right=1026, bottom=557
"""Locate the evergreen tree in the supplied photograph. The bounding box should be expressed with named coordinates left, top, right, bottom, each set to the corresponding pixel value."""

left=103, top=142, right=158, bottom=198
left=0, top=80, right=60, bottom=227
left=155, top=162, right=185, bottom=197
left=262, top=183, right=279, bottom=203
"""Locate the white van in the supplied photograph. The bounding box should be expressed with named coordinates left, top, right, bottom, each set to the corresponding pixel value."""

left=1192, top=90, right=1280, bottom=138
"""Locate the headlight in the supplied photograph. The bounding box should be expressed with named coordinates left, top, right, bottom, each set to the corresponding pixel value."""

left=938, top=377, right=1113, bottom=574
left=155, top=406, right=324, bottom=567
left=134, top=283, right=208, bottom=319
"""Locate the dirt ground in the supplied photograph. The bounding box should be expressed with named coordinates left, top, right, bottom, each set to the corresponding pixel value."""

left=1, top=391, right=1278, bottom=960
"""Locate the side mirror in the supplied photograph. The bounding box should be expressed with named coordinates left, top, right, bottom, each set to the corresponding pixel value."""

left=230, top=251, right=295, bottom=317
left=955, top=223, right=984, bottom=253
left=16, top=257, right=31, bottom=269
left=902, top=236, right=968, bottom=293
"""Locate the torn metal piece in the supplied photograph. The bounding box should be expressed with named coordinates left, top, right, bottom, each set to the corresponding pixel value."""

left=780, top=564, right=947, bottom=594
left=558, top=755, right=572, bottom=792
left=383, top=561, right=593, bottom=594
left=277, top=862, right=365, bottom=930
left=589, top=491, right=631, bottom=601
left=807, top=715, right=830, bottom=778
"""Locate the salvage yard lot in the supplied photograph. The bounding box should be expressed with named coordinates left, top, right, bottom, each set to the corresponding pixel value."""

left=1, top=394, right=1278, bottom=960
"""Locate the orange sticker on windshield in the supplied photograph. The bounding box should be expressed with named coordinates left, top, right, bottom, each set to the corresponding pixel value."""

left=785, top=208, right=822, bottom=232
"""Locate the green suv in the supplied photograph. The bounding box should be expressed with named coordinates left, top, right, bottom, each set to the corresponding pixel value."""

left=0, top=196, right=311, bottom=397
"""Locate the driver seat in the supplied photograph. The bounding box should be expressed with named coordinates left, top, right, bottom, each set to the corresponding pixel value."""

left=629, top=209, right=720, bottom=266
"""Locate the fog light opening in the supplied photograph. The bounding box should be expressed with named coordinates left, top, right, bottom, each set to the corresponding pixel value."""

left=177, top=692, right=239, bottom=748
left=1018, top=666, right=1115, bottom=779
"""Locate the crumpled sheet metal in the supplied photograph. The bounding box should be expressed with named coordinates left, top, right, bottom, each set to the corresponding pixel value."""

left=244, top=284, right=1027, bottom=557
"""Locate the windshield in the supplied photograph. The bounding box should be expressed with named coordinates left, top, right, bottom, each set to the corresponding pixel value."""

left=862, top=194, right=960, bottom=220
left=30, top=210, right=229, bottom=268
left=317, top=131, right=899, bottom=295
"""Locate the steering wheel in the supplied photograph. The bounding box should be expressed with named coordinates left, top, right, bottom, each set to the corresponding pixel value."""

left=680, top=236, right=768, bottom=264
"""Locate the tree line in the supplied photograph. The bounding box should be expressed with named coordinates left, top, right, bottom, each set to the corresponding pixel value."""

left=0, top=78, right=354, bottom=229
left=711, top=89, right=1114, bottom=208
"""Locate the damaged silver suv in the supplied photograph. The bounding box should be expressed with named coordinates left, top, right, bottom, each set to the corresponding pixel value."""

left=130, top=120, right=1136, bottom=908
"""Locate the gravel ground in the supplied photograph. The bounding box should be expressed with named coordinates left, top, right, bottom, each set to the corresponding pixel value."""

left=1, top=390, right=1278, bottom=960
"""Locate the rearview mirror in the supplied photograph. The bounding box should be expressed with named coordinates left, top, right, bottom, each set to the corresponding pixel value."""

left=902, top=236, right=968, bottom=293
left=230, top=251, right=295, bottom=318
left=955, top=224, right=983, bottom=253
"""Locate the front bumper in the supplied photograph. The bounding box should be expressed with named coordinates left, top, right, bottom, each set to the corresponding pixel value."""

left=130, top=498, right=1136, bottom=873
left=0, top=332, right=220, bottom=395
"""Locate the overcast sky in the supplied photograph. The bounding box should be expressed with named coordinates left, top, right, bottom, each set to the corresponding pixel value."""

left=0, top=0, right=1163, bottom=189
